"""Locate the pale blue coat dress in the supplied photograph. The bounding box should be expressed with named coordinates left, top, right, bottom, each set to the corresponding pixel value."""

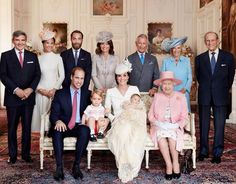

left=161, top=55, right=192, bottom=111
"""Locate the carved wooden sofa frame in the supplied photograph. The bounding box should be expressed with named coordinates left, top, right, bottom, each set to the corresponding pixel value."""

left=40, top=93, right=196, bottom=170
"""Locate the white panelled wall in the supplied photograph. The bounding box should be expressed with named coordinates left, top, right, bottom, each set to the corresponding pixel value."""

left=0, top=0, right=235, bottom=123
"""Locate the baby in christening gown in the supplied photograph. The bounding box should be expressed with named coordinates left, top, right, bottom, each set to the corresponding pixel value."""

left=107, top=94, right=147, bottom=183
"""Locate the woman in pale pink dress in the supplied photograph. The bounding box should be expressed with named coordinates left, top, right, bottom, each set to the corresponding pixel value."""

left=148, top=71, right=188, bottom=181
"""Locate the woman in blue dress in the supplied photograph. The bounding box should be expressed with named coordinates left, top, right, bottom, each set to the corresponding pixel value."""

left=161, top=37, right=192, bottom=111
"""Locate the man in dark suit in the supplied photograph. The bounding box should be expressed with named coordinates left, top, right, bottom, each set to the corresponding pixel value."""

left=61, top=30, right=92, bottom=90
left=49, top=67, right=90, bottom=181
left=195, top=31, right=235, bottom=164
left=0, top=30, right=41, bottom=164
left=128, top=34, right=160, bottom=96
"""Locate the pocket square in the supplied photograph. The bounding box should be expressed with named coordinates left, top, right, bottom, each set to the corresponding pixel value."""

left=80, top=58, right=85, bottom=60
left=149, top=62, right=154, bottom=65
left=27, top=61, right=34, bottom=64
left=221, top=64, right=226, bottom=67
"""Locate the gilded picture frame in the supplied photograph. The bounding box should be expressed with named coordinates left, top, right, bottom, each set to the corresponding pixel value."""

left=43, top=23, right=67, bottom=53
left=93, top=0, right=123, bottom=15
left=147, top=22, right=172, bottom=54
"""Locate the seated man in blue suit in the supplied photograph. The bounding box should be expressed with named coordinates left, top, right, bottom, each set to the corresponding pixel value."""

left=49, top=67, right=90, bottom=181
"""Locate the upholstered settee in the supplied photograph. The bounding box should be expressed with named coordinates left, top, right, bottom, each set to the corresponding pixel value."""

left=39, top=93, right=196, bottom=170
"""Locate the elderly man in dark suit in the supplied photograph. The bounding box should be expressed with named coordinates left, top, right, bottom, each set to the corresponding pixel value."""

left=61, top=30, right=92, bottom=90
left=0, top=30, right=41, bottom=164
left=49, top=67, right=90, bottom=181
left=128, top=34, right=160, bottom=96
left=195, top=31, right=235, bottom=164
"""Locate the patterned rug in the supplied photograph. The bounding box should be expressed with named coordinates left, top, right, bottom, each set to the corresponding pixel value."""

left=0, top=109, right=236, bottom=184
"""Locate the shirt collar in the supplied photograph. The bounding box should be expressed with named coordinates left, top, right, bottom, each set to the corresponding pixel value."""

left=70, top=86, right=81, bottom=95
left=72, top=48, right=81, bottom=54
left=208, top=48, right=219, bottom=55
left=91, top=104, right=102, bottom=108
left=137, top=51, right=145, bottom=57
left=15, top=48, right=25, bottom=54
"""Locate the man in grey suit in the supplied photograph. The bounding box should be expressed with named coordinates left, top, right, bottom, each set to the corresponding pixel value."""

left=128, top=34, right=160, bottom=96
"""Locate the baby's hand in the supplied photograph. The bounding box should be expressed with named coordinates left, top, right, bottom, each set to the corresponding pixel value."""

left=105, top=108, right=110, bottom=114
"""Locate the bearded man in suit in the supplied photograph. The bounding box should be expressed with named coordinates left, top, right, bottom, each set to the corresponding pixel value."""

left=0, top=30, right=41, bottom=164
left=61, top=30, right=92, bottom=90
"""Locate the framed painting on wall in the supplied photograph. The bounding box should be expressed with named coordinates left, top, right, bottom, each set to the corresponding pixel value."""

left=222, top=1, right=236, bottom=65
left=199, top=0, right=213, bottom=8
left=147, top=22, right=172, bottom=54
left=43, top=23, right=67, bottom=53
left=93, top=0, right=123, bottom=15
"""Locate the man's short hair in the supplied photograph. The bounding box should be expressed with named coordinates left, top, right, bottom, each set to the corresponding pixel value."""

left=71, top=30, right=84, bottom=39
left=204, top=31, right=219, bottom=42
left=12, top=30, right=27, bottom=40
left=136, top=34, right=148, bottom=42
left=71, top=67, right=85, bottom=76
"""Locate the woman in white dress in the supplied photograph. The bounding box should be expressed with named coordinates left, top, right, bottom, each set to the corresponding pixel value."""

left=105, top=59, right=147, bottom=183
left=31, top=30, right=65, bottom=132
left=92, top=31, right=119, bottom=92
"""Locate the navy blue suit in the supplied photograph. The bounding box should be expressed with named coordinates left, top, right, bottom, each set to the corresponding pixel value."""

left=61, top=48, right=92, bottom=90
left=195, top=49, right=235, bottom=157
left=49, top=87, right=90, bottom=167
left=0, top=48, right=41, bottom=159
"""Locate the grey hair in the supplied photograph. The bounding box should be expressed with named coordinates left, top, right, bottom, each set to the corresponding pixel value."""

left=12, top=30, right=27, bottom=40
left=135, top=34, right=148, bottom=42
left=204, top=31, right=219, bottom=42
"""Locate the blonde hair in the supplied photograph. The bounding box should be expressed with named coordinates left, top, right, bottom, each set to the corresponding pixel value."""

left=91, top=89, right=104, bottom=99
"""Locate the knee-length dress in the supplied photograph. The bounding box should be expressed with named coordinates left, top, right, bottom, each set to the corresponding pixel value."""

left=31, top=52, right=64, bottom=132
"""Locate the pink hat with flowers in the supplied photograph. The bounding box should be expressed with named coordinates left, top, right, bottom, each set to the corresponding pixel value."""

left=154, top=71, right=182, bottom=86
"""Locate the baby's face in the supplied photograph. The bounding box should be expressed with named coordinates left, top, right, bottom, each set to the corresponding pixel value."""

left=131, top=95, right=140, bottom=105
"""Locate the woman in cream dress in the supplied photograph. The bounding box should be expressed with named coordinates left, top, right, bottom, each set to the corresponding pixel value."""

left=31, top=30, right=65, bottom=132
left=92, top=31, right=119, bottom=92
left=105, top=59, right=147, bottom=183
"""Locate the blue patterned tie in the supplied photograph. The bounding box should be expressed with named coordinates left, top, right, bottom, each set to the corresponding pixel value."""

left=140, top=53, right=144, bottom=65
left=74, top=50, right=78, bottom=66
left=210, top=52, right=216, bottom=74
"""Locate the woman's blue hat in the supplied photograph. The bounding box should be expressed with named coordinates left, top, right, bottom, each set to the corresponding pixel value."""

left=161, top=36, right=187, bottom=52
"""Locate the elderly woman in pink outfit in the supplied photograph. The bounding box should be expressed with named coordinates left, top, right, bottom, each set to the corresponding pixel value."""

left=148, top=71, right=188, bottom=181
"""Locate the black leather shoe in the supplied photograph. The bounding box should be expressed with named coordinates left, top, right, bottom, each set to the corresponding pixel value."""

left=22, top=156, right=33, bottom=163
left=165, top=173, right=172, bottom=180
left=173, top=173, right=181, bottom=179
left=7, top=157, right=17, bottom=164
left=197, top=154, right=208, bottom=161
left=53, top=167, right=64, bottom=181
left=97, top=132, right=104, bottom=139
left=211, top=156, right=221, bottom=164
left=72, top=164, right=83, bottom=179
left=90, top=134, right=97, bottom=142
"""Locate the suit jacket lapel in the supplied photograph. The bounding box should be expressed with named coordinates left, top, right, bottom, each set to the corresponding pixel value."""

left=68, top=48, right=76, bottom=67
left=203, top=51, right=212, bottom=76
left=11, top=49, right=22, bottom=68
left=134, top=52, right=143, bottom=72
left=65, top=88, right=73, bottom=116
left=78, top=49, right=84, bottom=65
left=213, top=49, right=223, bottom=75
left=23, top=50, right=30, bottom=69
